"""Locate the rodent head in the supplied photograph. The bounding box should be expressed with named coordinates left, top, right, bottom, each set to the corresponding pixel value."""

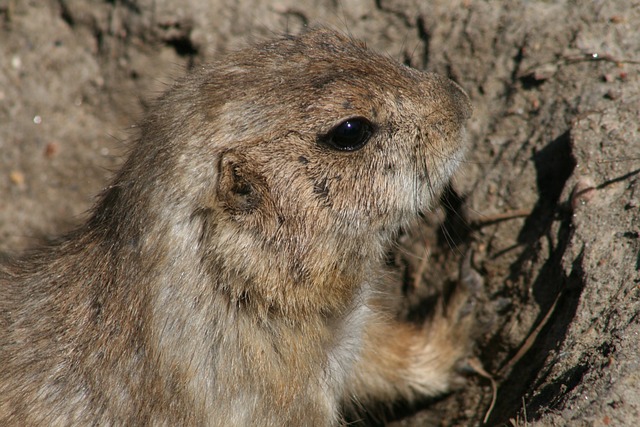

left=105, top=28, right=472, bottom=316
left=210, top=30, right=469, bottom=225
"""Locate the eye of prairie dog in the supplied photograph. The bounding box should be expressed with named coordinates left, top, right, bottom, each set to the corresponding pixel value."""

left=0, top=28, right=476, bottom=426
left=320, top=116, right=374, bottom=151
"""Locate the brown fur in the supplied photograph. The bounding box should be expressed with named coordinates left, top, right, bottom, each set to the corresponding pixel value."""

left=0, top=29, right=473, bottom=426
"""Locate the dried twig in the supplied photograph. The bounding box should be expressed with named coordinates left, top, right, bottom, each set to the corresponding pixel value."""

left=499, top=292, right=563, bottom=378
left=470, top=209, right=530, bottom=229
left=466, top=357, right=498, bottom=424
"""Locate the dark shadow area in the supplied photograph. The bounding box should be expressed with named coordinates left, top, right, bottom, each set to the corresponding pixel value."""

left=524, top=249, right=587, bottom=419
left=437, top=184, right=472, bottom=249
left=482, top=132, right=584, bottom=425
left=518, top=130, right=575, bottom=245
left=486, top=249, right=584, bottom=425
left=344, top=393, right=453, bottom=427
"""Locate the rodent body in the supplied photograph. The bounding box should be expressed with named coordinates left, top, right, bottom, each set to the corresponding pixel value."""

left=0, top=29, right=473, bottom=425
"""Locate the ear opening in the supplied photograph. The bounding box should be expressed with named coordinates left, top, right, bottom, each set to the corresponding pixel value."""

left=216, top=150, right=264, bottom=214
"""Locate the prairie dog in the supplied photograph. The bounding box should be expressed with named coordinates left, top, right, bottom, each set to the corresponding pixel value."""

left=0, top=28, right=473, bottom=425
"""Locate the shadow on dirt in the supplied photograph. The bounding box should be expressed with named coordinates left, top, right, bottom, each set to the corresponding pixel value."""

left=485, top=131, right=586, bottom=425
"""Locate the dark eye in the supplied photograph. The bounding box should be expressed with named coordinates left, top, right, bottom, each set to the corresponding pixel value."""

left=321, top=117, right=374, bottom=152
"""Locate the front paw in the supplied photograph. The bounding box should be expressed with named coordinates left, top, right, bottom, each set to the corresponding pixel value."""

left=420, top=249, right=486, bottom=391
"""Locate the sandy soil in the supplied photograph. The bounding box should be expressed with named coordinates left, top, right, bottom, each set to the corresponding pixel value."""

left=1, top=0, right=639, bottom=425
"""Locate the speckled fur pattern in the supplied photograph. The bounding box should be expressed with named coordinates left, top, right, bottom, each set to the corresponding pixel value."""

left=0, top=29, right=473, bottom=426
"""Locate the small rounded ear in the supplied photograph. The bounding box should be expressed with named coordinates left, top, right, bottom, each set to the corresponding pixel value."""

left=216, top=150, right=264, bottom=214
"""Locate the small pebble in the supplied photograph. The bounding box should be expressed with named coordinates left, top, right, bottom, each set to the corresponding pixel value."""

left=605, top=89, right=622, bottom=100
left=44, top=142, right=60, bottom=158
left=570, top=176, right=596, bottom=210
left=9, top=170, right=26, bottom=189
